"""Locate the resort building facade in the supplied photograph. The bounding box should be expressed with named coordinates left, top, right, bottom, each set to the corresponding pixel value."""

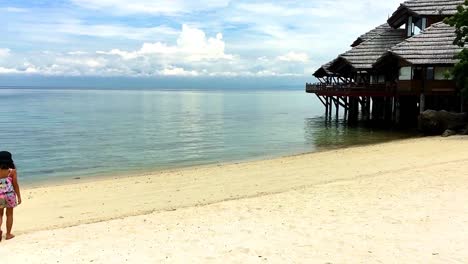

left=307, top=0, right=465, bottom=124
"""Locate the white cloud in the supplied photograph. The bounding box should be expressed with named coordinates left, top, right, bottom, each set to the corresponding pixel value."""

left=0, top=67, right=19, bottom=74
left=277, top=52, right=309, bottom=63
left=97, top=49, right=138, bottom=60
left=56, top=57, right=106, bottom=68
left=53, top=20, right=178, bottom=40
left=221, top=0, right=404, bottom=68
left=98, top=24, right=233, bottom=62
left=0, top=0, right=407, bottom=78
left=1, top=7, right=28, bottom=13
left=67, top=51, right=88, bottom=55
left=0, top=64, right=38, bottom=74
left=0, top=48, right=11, bottom=57
left=257, top=56, right=269, bottom=62
left=159, top=67, right=199, bottom=76
left=71, top=0, right=230, bottom=15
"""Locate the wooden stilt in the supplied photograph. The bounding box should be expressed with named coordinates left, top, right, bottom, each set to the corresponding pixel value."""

left=334, top=97, right=339, bottom=120
left=419, top=94, right=426, bottom=113
left=344, top=97, right=348, bottom=121
left=365, top=96, right=371, bottom=121
left=325, top=96, right=329, bottom=118
left=316, top=95, right=326, bottom=107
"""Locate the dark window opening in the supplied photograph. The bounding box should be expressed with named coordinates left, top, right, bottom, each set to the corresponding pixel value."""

left=426, top=67, right=434, bottom=80
left=413, top=68, right=423, bottom=80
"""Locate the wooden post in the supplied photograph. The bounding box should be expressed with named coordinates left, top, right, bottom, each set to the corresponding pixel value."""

left=344, top=97, right=349, bottom=121
left=366, top=96, right=371, bottom=121
left=461, top=96, right=465, bottom=113
left=395, top=97, right=400, bottom=124
left=383, top=97, right=388, bottom=121
left=335, top=97, right=339, bottom=120
left=419, top=94, right=425, bottom=113
left=348, top=97, right=359, bottom=123
left=316, top=95, right=327, bottom=108
left=325, top=96, right=329, bottom=118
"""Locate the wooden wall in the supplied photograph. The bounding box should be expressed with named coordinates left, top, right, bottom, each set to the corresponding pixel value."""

left=397, top=80, right=457, bottom=94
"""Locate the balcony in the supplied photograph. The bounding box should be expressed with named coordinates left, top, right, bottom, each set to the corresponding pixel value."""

left=306, top=82, right=396, bottom=97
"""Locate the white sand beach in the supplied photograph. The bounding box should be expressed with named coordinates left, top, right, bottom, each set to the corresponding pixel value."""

left=1, top=136, right=468, bottom=263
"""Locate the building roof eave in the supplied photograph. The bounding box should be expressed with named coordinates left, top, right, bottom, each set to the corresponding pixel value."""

left=387, top=5, right=419, bottom=28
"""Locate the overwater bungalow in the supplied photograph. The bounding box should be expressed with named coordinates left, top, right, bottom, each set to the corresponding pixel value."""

left=307, top=0, right=466, bottom=124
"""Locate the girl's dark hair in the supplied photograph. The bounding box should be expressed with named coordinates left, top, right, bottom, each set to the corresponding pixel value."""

left=0, top=161, right=15, bottom=170
left=0, top=151, right=16, bottom=170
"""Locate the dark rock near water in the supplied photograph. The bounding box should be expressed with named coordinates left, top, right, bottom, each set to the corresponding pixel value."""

left=442, top=129, right=457, bottom=137
left=460, top=125, right=468, bottom=135
left=419, top=110, right=468, bottom=136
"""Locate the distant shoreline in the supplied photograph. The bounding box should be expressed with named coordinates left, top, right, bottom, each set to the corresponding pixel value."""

left=20, top=133, right=418, bottom=189
left=0, top=85, right=305, bottom=92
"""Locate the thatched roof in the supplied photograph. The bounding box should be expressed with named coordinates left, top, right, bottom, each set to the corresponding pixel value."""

left=351, top=24, right=392, bottom=47
left=313, top=60, right=336, bottom=78
left=388, top=0, right=465, bottom=28
left=403, top=0, right=464, bottom=15
left=385, top=22, right=462, bottom=65
left=330, top=27, right=406, bottom=72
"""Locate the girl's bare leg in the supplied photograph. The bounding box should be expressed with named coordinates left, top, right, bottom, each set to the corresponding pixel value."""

left=0, top=208, right=4, bottom=240
left=5, top=208, right=14, bottom=240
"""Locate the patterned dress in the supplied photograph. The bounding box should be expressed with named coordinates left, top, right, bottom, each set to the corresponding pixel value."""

left=0, top=169, right=17, bottom=208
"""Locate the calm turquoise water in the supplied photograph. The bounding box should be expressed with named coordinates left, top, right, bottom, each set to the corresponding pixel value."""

left=0, top=88, right=415, bottom=185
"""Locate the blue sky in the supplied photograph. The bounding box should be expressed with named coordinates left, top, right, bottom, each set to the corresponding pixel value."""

left=0, top=0, right=403, bottom=87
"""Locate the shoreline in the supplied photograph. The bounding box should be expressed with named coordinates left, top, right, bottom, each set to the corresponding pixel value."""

left=3, top=135, right=468, bottom=262
left=22, top=134, right=419, bottom=189
left=13, top=135, right=463, bottom=235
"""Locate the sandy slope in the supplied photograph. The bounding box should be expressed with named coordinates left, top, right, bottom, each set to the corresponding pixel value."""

left=1, top=136, right=468, bottom=263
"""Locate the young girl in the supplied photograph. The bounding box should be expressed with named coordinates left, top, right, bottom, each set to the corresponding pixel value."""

left=0, top=151, right=21, bottom=241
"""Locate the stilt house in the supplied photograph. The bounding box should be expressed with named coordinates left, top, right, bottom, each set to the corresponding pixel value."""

left=306, top=0, right=466, bottom=124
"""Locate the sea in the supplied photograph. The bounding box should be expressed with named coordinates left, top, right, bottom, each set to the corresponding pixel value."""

left=0, top=87, right=416, bottom=185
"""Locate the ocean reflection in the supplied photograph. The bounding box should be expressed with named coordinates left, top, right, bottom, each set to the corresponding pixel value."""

left=304, top=117, right=417, bottom=150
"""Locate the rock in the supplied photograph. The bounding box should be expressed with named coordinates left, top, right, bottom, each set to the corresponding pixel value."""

left=419, top=110, right=468, bottom=135
left=442, top=129, right=457, bottom=137
left=460, top=124, right=468, bottom=135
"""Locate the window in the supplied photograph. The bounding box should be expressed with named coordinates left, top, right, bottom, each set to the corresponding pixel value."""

left=378, top=75, right=385, bottom=83
left=370, top=75, right=385, bottom=84
left=426, top=67, right=434, bottom=80
left=414, top=25, right=421, bottom=35
left=434, top=67, right=453, bottom=80
left=407, top=17, right=427, bottom=37
left=399, top=67, right=412, bottom=80
left=407, top=17, right=413, bottom=37
left=421, top=18, right=427, bottom=30
left=413, top=67, right=423, bottom=80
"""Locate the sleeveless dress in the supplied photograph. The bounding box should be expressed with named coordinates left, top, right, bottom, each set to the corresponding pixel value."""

left=0, top=169, right=17, bottom=208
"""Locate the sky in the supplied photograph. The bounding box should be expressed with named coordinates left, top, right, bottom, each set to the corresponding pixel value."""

left=0, top=0, right=404, bottom=88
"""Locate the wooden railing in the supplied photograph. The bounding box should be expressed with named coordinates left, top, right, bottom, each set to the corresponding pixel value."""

left=306, top=82, right=395, bottom=94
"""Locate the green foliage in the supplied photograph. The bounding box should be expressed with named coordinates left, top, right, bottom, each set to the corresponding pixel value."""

left=453, top=49, right=468, bottom=97
left=445, top=0, right=468, bottom=100
left=445, top=0, right=468, bottom=47
left=443, top=69, right=453, bottom=80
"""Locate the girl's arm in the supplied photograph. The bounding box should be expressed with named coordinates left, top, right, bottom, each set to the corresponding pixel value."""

left=11, top=169, right=22, bottom=205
